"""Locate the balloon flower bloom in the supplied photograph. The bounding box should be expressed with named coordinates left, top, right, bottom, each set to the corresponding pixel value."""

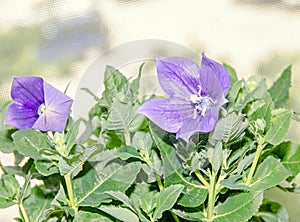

left=138, top=53, right=230, bottom=142
left=6, top=76, right=73, bottom=132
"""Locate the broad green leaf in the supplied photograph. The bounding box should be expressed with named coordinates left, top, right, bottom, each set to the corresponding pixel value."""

left=102, top=99, right=142, bottom=133
left=23, top=186, right=52, bottom=222
left=115, top=146, right=142, bottom=161
left=208, top=112, right=247, bottom=147
left=249, top=102, right=273, bottom=132
left=105, top=191, right=136, bottom=214
left=103, top=65, right=129, bottom=104
left=0, top=129, right=17, bottom=153
left=12, top=130, right=52, bottom=160
left=220, top=175, right=250, bottom=191
left=265, top=110, right=293, bottom=145
left=152, top=184, right=184, bottom=220
left=249, top=156, right=291, bottom=191
left=207, top=142, right=222, bottom=173
left=172, top=209, right=205, bottom=221
left=73, top=211, right=113, bottom=222
left=100, top=206, right=139, bottom=222
left=74, top=150, right=141, bottom=206
left=214, top=191, right=263, bottom=222
left=223, top=63, right=238, bottom=86
left=268, top=66, right=291, bottom=109
left=281, top=143, right=300, bottom=176
left=150, top=124, right=208, bottom=208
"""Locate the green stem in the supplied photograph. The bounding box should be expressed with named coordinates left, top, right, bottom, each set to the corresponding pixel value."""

left=155, top=173, right=164, bottom=190
left=195, top=170, right=210, bottom=189
left=0, top=161, right=7, bottom=174
left=245, top=142, right=264, bottom=186
left=64, top=172, right=78, bottom=215
left=207, top=171, right=216, bottom=222
left=171, top=211, right=180, bottom=222
left=19, top=202, right=30, bottom=222
left=124, top=132, right=131, bottom=145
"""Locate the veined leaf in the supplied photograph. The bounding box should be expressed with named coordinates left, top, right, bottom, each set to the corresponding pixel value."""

left=65, top=120, right=81, bottom=155
left=172, top=209, right=205, bottom=221
left=268, top=66, right=291, bottom=109
left=249, top=156, right=291, bottom=191
left=73, top=211, right=113, bottom=222
left=0, top=129, right=16, bottom=153
left=214, top=191, right=263, bottom=222
left=12, top=130, right=52, bottom=160
left=281, top=143, right=300, bottom=176
left=102, top=99, right=142, bottom=133
left=73, top=150, right=141, bottom=206
left=103, top=65, right=129, bottom=104
left=150, top=123, right=208, bottom=208
left=100, top=206, right=139, bottom=222
left=223, top=63, right=238, bottom=86
left=265, top=110, right=293, bottom=145
left=23, top=186, right=52, bottom=222
left=152, top=184, right=184, bottom=220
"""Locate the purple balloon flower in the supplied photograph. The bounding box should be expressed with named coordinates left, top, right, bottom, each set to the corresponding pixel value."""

left=6, top=76, right=73, bottom=132
left=138, top=53, right=230, bottom=142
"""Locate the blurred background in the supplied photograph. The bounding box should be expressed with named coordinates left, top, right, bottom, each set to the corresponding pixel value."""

left=0, top=0, right=300, bottom=221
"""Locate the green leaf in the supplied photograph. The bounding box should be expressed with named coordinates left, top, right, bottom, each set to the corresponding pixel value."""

left=65, top=120, right=81, bottom=155
left=214, top=191, right=263, bottom=222
left=105, top=191, right=136, bottom=214
left=223, top=63, right=238, bottom=86
left=208, top=112, right=247, bottom=147
left=249, top=102, right=273, bottom=132
left=35, top=160, right=59, bottom=176
left=73, top=211, right=113, bottom=222
left=12, top=130, right=52, bottom=160
left=0, top=129, right=17, bottom=153
left=257, top=199, right=289, bottom=222
left=268, top=66, right=291, bottom=109
left=249, top=156, right=291, bottom=191
left=74, top=150, right=141, bottom=206
left=103, top=65, right=129, bottom=104
left=265, top=110, right=293, bottom=145
left=152, top=184, right=184, bottom=220
left=102, top=99, right=142, bottom=133
left=150, top=124, right=207, bottom=208
left=100, top=206, right=139, bottom=222
left=172, top=209, right=205, bottom=221
left=220, top=175, right=250, bottom=191
left=130, top=62, right=144, bottom=93
left=207, top=142, right=222, bottom=173
left=23, top=186, right=52, bottom=222
left=281, top=143, right=300, bottom=176
left=3, top=175, right=20, bottom=197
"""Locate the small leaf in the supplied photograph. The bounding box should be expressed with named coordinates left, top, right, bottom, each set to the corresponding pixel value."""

left=73, top=211, right=113, bottom=222
left=103, top=65, right=129, bottom=104
left=0, top=102, right=10, bottom=129
left=249, top=156, right=291, bottom=191
left=35, top=160, right=59, bottom=176
left=65, top=120, right=81, bottom=155
left=223, top=63, right=238, bottom=86
left=131, top=62, right=145, bottom=93
left=0, top=129, right=16, bottom=153
left=100, top=206, right=139, bottom=222
left=265, top=110, right=293, bottom=145
left=3, top=175, right=20, bottom=197
left=152, top=184, right=184, bottom=220
left=12, top=130, right=52, bottom=160
left=172, top=209, right=205, bottom=221
left=214, top=191, right=263, bottom=222
left=268, top=66, right=291, bottom=109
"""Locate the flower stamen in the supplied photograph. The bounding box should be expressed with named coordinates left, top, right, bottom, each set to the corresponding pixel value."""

left=38, top=104, right=47, bottom=116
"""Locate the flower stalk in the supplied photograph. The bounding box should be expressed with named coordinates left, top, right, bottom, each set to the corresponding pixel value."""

left=64, top=172, right=78, bottom=216
left=19, top=202, right=30, bottom=222
left=195, top=169, right=210, bottom=189
left=207, top=171, right=216, bottom=222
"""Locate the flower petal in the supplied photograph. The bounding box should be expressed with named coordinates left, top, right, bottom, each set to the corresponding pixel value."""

left=11, top=77, right=44, bottom=108
left=177, top=107, right=219, bottom=142
left=201, top=52, right=230, bottom=95
left=138, top=98, right=181, bottom=133
left=5, top=103, right=38, bottom=129
left=156, top=56, right=200, bottom=98
left=32, top=81, right=73, bottom=132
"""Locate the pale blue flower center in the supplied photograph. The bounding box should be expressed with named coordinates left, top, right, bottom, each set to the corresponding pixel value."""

left=190, top=86, right=216, bottom=119
left=37, top=104, right=47, bottom=116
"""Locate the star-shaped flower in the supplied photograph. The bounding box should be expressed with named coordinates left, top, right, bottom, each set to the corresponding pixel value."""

left=6, top=77, right=73, bottom=132
left=138, top=53, right=230, bottom=141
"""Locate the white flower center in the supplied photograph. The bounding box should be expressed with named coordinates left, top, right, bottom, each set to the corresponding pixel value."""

left=189, top=86, right=216, bottom=119
left=37, top=104, right=47, bottom=116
